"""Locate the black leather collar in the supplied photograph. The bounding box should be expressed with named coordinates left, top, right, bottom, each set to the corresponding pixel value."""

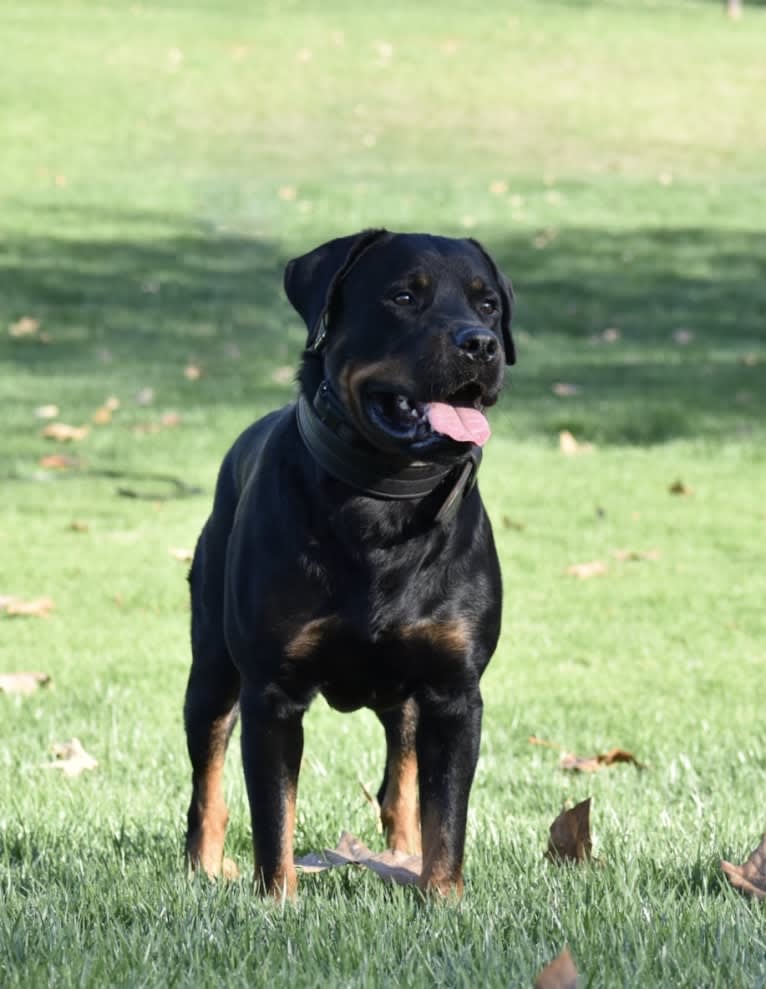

left=295, top=381, right=482, bottom=524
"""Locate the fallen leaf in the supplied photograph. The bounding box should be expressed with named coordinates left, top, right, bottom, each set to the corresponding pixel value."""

left=501, top=515, right=526, bottom=530
left=271, top=366, right=295, bottom=385
left=69, top=520, right=89, bottom=532
left=560, top=747, right=646, bottom=773
left=359, top=780, right=383, bottom=833
left=278, top=185, right=298, bottom=201
left=669, top=479, right=694, bottom=496
left=169, top=547, right=193, bottom=562
left=184, top=364, right=202, bottom=381
left=0, top=672, right=52, bottom=695
left=559, top=431, right=594, bottom=456
left=546, top=798, right=592, bottom=864
left=612, top=548, right=661, bottom=562
left=0, top=596, right=55, bottom=618
left=672, top=328, right=694, bottom=345
left=9, top=316, right=40, bottom=337
left=295, top=831, right=420, bottom=885
left=135, top=387, right=155, bottom=406
left=590, top=327, right=621, bottom=344
left=489, top=179, right=508, bottom=196
left=35, top=404, right=59, bottom=419
left=92, top=406, right=113, bottom=425
left=552, top=383, right=581, bottom=397
left=42, top=423, right=89, bottom=442
left=721, top=834, right=766, bottom=900
left=133, top=412, right=181, bottom=435
left=39, top=454, right=82, bottom=470
left=534, top=948, right=579, bottom=989
left=104, top=396, right=121, bottom=411
left=42, top=738, right=97, bottom=777
left=565, top=561, right=607, bottom=579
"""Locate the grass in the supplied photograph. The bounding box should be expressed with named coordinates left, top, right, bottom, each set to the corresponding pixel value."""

left=1, top=1, right=765, bottom=986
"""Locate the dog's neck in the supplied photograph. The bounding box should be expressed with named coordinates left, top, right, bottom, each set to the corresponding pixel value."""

left=295, top=378, right=482, bottom=525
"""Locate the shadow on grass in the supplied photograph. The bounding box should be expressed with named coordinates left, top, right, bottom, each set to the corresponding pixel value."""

left=2, top=213, right=764, bottom=446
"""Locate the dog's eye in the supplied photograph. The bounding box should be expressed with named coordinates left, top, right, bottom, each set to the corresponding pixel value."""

left=393, top=291, right=415, bottom=307
left=478, top=299, right=498, bottom=316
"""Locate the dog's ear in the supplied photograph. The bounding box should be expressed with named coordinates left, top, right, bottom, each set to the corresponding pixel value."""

left=284, top=229, right=389, bottom=352
left=467, top=238, right=516, bottom=366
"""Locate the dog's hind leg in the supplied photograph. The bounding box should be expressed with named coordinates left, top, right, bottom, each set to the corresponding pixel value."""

left=376, top=698, right=421, bottom=855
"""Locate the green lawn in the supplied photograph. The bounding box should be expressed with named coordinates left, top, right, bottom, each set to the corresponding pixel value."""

left=2, top=1, right=766, bottom=986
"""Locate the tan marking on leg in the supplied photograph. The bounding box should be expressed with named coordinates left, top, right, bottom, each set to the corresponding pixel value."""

left=285, top=616, right=338, bottom=661
left=256, top=782, right=298, bottom=899
left=401, top=619, right=469, bottom=656
left=186, top=716, right=232, bottom=878
left=380, top=748, right=421, bottom=855
left=418, top=806, right=464, bottom=898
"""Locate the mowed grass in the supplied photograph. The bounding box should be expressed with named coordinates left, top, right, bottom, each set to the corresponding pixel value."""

left=1, top=1, right=766, bottom=986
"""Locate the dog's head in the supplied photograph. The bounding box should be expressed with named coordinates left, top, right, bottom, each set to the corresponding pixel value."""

left=285, top=230, right=514, bottom=458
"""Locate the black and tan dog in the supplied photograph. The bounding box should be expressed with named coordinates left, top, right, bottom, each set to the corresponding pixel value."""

left=183, top=229, right=515, bottom=897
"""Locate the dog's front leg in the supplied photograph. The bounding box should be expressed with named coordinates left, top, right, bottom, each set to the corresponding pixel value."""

left=240, top=681, right=304, bottom=898
left=415, top=687, right=483, bottom=897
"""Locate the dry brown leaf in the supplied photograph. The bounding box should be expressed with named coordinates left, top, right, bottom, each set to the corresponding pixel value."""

left=184, top=364, right=202, bottom=381
left=669, top=479, right=694, bottom=496
left=721, top=834, right=766, bottom=900
left=534, top=948, right=579, bottom=989
left=92, top=406, right=113, bottom=425
left=9, top=316, right=40, bottom=337
left=169, top=547, right=193, bottom=562
left=612, top=548, right=661, bottom=562
left=590, top=327, right=620, bottom=344
left=559, top=430, right=594, bottom=456
left=0, top=596, right=55, bottom=618
left=42, top=738, right=97, bottom=777
left=565, top=561, right=607, bottom=579
left=135, top=387, right=155, bottom=406
left=271, top=366, right=295, bottom=385
left=133, top=412, right=181, bottom=435
left=672, top=328, right=694, bottom=345
left=552, top=383, right=581, bottom=397
left=501, top=515, right=526, bottom=530
left=42, top=423, right=89, bottom=442
left=560, top=747, right=646, bottom=773
left=35, top=404, right=59, bottom=419
left=546, top=798, right=592, bottom=863
left=69, top=520, right=89, bottom=532
left=295, top=831, right=420, bottom=885
left=0, top=672, right=52, bottom=695
left=39, top=454, right=82, bottom=470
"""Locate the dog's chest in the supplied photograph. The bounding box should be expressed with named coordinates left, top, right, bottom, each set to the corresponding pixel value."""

left=284, top=615, right=469, bottom=712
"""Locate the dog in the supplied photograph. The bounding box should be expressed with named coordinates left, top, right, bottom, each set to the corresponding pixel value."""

left=183, top=229, right=515, bottom=897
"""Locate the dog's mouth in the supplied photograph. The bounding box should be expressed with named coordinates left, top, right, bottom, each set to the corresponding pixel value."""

left=363, top=382, right=493, bottom=451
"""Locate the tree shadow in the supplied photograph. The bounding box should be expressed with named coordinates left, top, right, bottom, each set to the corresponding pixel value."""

left=2, top=212, right=764, bottom=447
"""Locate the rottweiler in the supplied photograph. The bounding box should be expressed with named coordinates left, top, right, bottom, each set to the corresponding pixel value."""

left=183, top=229, right=515, bottom=897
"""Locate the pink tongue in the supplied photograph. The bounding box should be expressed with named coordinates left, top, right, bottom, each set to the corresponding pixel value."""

left=426, top=403, right=491, bottom=446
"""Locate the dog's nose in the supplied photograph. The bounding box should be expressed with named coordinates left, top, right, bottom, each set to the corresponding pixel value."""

left=452, top=326, right=500, bottom=363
